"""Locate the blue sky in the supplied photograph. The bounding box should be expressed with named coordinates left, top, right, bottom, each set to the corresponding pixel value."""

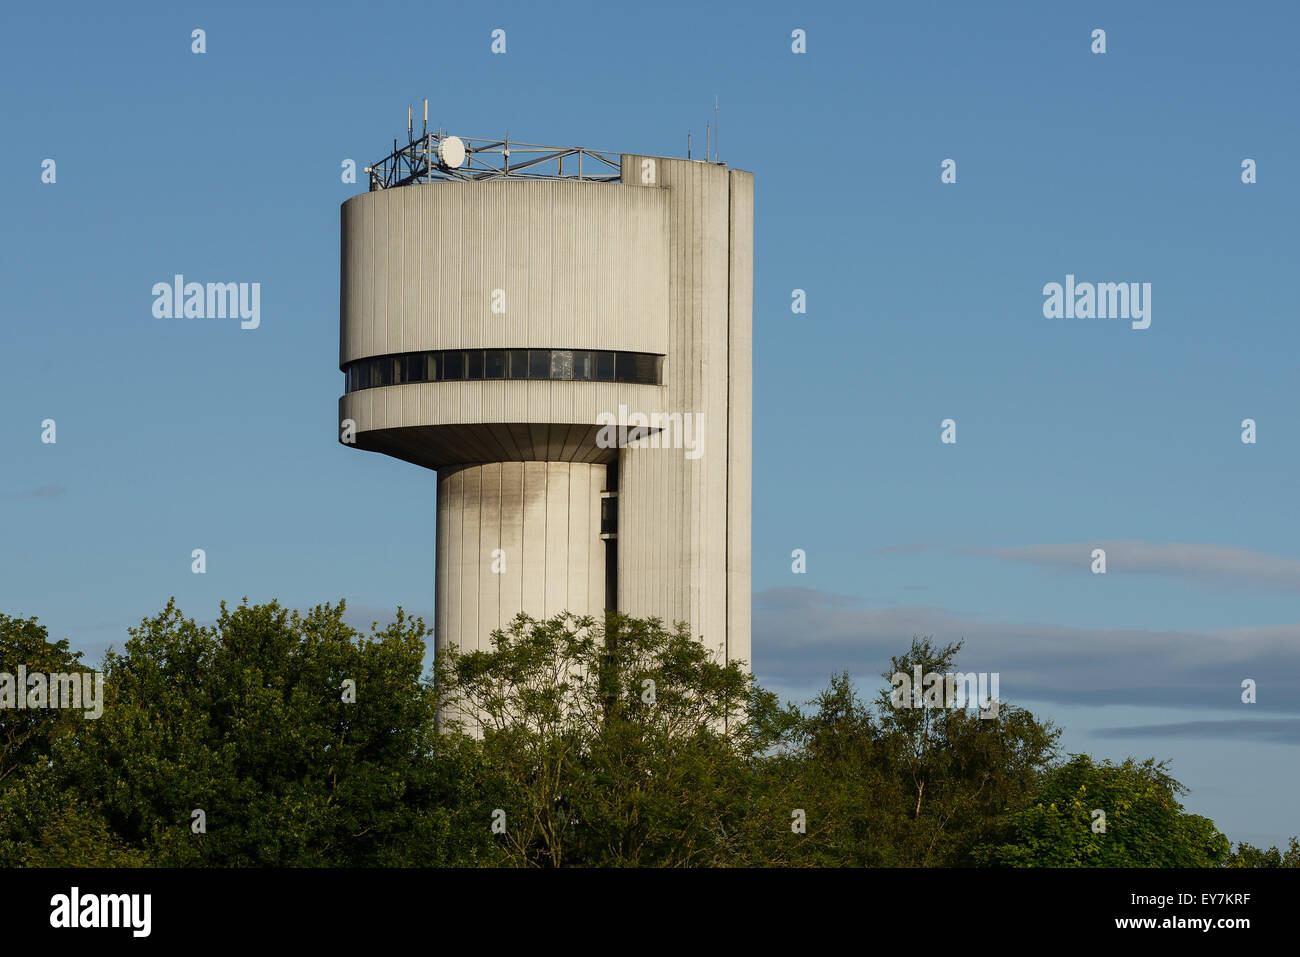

left=3, top=0, right=1297, bottom=849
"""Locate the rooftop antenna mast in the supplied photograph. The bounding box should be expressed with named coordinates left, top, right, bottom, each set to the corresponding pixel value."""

left=713, top=95, right=719, bottom=163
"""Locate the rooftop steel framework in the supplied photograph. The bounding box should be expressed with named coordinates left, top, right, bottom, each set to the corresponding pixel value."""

left=367, top=129, right=623, bottom=190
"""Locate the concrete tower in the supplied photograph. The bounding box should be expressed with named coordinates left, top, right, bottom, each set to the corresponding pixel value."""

left=338, top=126, right=751, bottom=669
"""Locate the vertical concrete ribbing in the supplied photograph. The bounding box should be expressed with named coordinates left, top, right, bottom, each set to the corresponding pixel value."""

left=614, top=156, right=739, bottom=659
left=727, top=170, right=754, bottom=669
left=436, top=462, right=607, bottom=654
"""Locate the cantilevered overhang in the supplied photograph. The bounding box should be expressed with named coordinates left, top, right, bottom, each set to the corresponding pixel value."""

left=338, top=379, right=667, bottom=468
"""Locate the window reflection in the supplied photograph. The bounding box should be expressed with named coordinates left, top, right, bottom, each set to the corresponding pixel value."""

left=550, top=349, right=574, bottom=380
left=573, top=350, right=593, bottom=380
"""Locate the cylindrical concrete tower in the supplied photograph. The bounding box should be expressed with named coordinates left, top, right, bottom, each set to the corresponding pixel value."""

left=338, top=130, right=751, bottom=668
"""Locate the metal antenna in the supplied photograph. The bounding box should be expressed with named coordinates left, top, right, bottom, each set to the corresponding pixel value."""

left=422, top=99, right=429, bottom=174
left=408, top=105, right=413, bottom=142
left=687, top=133, right=691, bottom=160
left=714, top=95, right=719, bottom=163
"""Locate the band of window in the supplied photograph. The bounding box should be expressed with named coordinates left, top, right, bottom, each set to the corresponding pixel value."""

left=343, top=349, right=662, bottom=392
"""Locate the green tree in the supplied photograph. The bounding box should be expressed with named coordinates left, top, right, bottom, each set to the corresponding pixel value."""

left=1224, top=836, right=1300, bottom=867
left=734, top=638, right=1059, bottom=867
left=0, top=615, right=139, bottom=866
left=871, top=637, right=1060, bottom=865
left=434, top=611, right=791, bottom=866
left=0, top=614, right=89, bottom=786
left=2, top=603, right=1263, bottom=870
left=733, top=672, right=903, bottom=866
left=971, top=754, right=1231, bottom=867
left=3, top=599, right=491, bottom=867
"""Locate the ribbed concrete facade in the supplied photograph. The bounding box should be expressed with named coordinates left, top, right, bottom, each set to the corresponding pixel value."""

left=614, top=156, right=753, bottom=668
left=340, top=180, right=669, bottom=360
left=339, top=150, right=752, bottom=669
left=436, top=462, right=607, bottom=651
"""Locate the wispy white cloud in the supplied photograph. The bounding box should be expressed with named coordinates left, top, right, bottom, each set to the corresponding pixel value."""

left=964, top=541, right=1300, bottom=590
left=4, top=484, right=68, bottom=500
left=1092, top=719, right=1300, bottom=743
left=752, top=586, right=1300, bottom=718
left=875, top=543, right=934, bottom=555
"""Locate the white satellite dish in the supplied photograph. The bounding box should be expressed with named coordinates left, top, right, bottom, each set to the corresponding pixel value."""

left=438, top=136, right=466, bottom=169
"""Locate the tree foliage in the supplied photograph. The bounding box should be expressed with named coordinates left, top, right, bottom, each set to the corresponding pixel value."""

left=970, top=755, right=1231, bottom=867
left=0, top=599, right=489, bottom=867
left=0, top=605, right=1287, bottom=868
left=435, top=611, right=790, bottom=866
left=1224, top=836, right=1300, bottom=868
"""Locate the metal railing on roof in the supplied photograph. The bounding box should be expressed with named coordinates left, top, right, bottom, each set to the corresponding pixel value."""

left=367, top=131, right=622, bottom=190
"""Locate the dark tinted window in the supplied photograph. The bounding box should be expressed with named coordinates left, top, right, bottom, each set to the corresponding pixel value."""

left=344, top=349, right=662, bottom=392
left=572, top=350, right=593, bottom=380
left=616, top=353, right=657, bottom=384
left=600, top=496, right=618, bottom=535
left=508, top=350, right=528, bottom=378
left=443, top=351, right=464, bottom=379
